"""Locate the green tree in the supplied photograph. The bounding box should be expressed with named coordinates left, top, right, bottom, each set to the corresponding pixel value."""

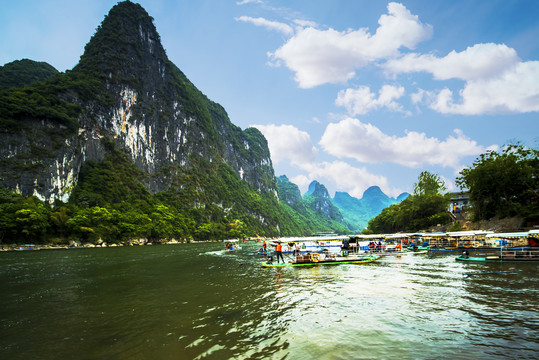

left=413, top=171, right=447, bottom=197
left=50, top=207, right=70, bottom=238
left=366, top=171, right=451, bottom=233
left=14, top=202, right=50, bottom=241
left=456, top=143, right=539, bottom=223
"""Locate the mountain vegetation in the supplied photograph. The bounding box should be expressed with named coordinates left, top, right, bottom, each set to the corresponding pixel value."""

left=333, top=187, right=408, bottom=231
left=278, top=177, right=350, bottom=234
left=0, top=59, right=59, bottom=90
left=0, top=1, right=350, bottom=245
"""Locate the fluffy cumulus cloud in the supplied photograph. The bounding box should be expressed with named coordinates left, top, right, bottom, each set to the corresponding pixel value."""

left=292, top=160, right=401, bottom=198
left=319, top=118, right=489, bottom=169
left=250, top=124, right=317, bottom=167
left=336, top=84, right=406, bottom=115
left=307, top=160, right=393, bottom=198
left=427, top=61, right=539, bottom=114
left=383, top=43, right=520, bottom=81
left=385, top=43, right=539, bottom=114
left=268, top=2, right=432, bottom=88
left=252, top=123, right=403, bottom=197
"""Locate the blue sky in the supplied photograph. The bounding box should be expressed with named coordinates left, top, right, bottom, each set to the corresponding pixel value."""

left=1, top=0, right=538, bottom=198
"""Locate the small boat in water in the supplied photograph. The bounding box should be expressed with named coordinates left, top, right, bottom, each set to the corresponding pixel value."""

left=456, top=248, right=539, bottom=262
left=257, top=235, right=355, bottom=256
left=13, top=244, right=40, bottom=251
left=224, top=239, right=241, bottom=252
left=262, top=253, right=380, bottom=267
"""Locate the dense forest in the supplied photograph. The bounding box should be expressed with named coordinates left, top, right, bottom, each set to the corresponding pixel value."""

left=1, top=143, right=536, bottom=245
left=0, top=142, right=345, bottom=245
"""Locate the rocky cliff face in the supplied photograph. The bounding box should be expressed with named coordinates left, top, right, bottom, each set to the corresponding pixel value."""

left=304, top=181, right=343, bottom=222
left=276, top=175, right=305, bottom=210
left=0, top=1, right=275, bottom=203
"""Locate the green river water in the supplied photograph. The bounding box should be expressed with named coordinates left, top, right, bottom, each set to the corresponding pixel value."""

left=1, top=242, right=537, bottom=359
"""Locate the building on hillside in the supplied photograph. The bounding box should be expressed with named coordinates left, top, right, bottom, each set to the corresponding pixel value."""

left=448, top=192, right=470, bottom=213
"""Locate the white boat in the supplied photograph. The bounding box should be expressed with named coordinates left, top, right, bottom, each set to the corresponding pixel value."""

left=266, top=235, right=353, bottom=255
left=13, top=244, right=40, bottom=251
left=224, top=239, right=241, bottom=251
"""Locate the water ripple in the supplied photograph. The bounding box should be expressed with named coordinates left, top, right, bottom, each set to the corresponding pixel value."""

left=1, top=243, right=537, bottom=359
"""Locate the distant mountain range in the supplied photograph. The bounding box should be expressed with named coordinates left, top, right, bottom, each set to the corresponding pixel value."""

left=333, top=185, right=409, bottom=231
left=278, top=177, right=408, bottom=232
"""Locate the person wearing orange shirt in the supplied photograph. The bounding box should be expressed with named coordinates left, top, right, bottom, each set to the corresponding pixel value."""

left=275, top=242, right=284, bottom=263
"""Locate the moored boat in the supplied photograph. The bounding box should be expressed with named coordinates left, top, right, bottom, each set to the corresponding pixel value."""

left=13, top=244, right=40, bottom=251
left=257, top=235, right=352, bottom=256
left=456, top=248, right=539, bottom=262
left=261, top=253, right=380, bottom=267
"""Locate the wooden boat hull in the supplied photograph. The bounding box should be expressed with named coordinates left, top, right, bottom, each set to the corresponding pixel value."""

left=262, top=255, right=379, bottom=267
left=456, top=255, right=539, bottom=262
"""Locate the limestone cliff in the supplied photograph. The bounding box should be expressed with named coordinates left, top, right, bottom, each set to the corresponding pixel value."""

left=304, top=181, right=344, bottom=223
left=0, top=1, right=275, bottom=203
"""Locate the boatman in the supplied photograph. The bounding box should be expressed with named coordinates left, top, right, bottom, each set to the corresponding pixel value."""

left=275, top=242, right=284, bottom=263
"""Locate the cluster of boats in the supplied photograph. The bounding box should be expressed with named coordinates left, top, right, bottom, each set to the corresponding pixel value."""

left=250, top=230, right=539, bottom=267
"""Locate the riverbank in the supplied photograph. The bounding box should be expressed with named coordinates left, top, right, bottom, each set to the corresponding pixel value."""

left=427, top=214, right=528, bottom=233
left=0, top=238, right=227, bottom=251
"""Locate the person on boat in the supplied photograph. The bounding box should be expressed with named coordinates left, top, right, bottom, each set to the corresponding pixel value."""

left=341, top=239, right=350, bottom=256
left=275, top=242, right=284, bottom=263
left=262, top=240, right=267, bottom=253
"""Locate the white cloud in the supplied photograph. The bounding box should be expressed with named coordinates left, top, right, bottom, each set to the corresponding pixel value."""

left=309, top=161, right=394, bottom=198
left=440, top=176, right=456, bottom=192
left=383, top=43, right=520, bottom=81
left=235, top=16, right=293, bottom=35
left=384, top=43, right=539, bottom=114
left=290, top=174, right=312, bottom=192
left=236, top=0, right=263, bottom=5
left=250, top=124, right=317, bottom=167
left=336, top=85, right=406, bottom=115
left=319, top=118, right=489, bottom=169
left=290, top=161, right=402, bottom=198
left=410, top=89, right=425, bottom=104
left=268, top=2, right=432, bottom=88
left=252, top=123, right=405, bottom=198
left=427, top=61, right=539, bottom=114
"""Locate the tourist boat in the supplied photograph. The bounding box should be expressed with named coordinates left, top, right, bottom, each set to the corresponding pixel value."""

left=425, top=230, right=536, bottom=255
left=455, top=248, right=539, bottom=262
left=224, top=239, right=241, bottom=251
left=13, top=244, right=40, bottom=251
left=256, top=235, right=352, bottom=256
left=262, top=253, right=380, bottom=267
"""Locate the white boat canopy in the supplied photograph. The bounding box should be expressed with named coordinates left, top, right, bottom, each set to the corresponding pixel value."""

left=486, top=232, right=529, bottom=239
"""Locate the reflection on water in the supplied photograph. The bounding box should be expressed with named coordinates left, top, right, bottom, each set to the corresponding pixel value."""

left=0, top=243, right=538, bottom=359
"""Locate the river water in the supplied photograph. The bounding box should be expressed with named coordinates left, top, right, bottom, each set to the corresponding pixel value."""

left=1, top=242, right=537, bottom=359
